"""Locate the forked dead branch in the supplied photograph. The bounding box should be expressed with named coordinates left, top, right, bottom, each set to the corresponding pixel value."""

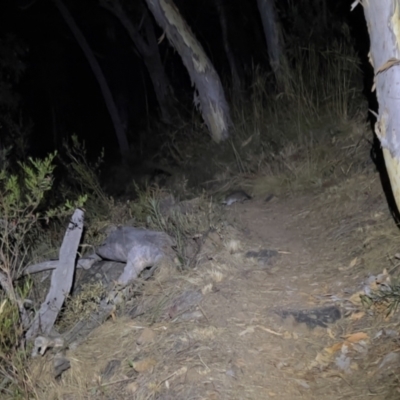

left=24, top=209, right=177, bottom=378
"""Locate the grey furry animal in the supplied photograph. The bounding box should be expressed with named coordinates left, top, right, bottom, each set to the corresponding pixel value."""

left=222, top=190, right=252, bottom=206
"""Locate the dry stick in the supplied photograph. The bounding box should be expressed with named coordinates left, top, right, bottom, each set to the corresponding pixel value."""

left=26, top=209, right=84, bottom=342
left=256, top=325, right=283, bottom=336
left=198, top=304, right=211, bottom=324
left=143, top=368, right=187, bottom=400
left=94, top=377, right=135, bottom=389
left=154, top=367, right=188, bottom=391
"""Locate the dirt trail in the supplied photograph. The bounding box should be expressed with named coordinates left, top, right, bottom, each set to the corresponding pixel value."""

left=36, top=175, right=400, bottom=399
left=204, top=197, right=352, bottom=399
left=193, top=179, right=396, bottom=400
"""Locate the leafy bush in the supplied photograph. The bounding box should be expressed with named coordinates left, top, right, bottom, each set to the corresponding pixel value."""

left=0, top=152, right=86, bottom=348
left=0, top=152, right=85, bottom=398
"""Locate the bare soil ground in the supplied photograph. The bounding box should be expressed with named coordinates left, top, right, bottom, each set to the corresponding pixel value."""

left=33, top=169, right=400, bottom=399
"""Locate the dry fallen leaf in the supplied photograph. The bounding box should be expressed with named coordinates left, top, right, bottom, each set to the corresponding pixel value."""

left=343, top=332, right=369, bottom=343
left=350, top=311, right=365, bottom=321
left=126, top=382, right=139, bottom=394
left=349, top=291, right=364, bottom=305
left=349, top=257, right=358, bottom=268
left=327, top=328, right=336, bottom=340
left=137, top=328, right=156, bottom=345
left=239, top=326, right=255, bottom=336
left=283, top=331, right=293, bottom=339
left=132, top=357, right=157, bottom=373
left=325, top=342, right=344, bottom=355
left=339, top=257, right=359, bottom=271
left=322, top=332, right=369, bottom=358
left=314, top=350, right=332, bottom=366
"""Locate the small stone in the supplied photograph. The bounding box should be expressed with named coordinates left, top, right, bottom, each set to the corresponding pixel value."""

left=126, top=382, right=139, bottom=393
left=132, top=357, right=157, bottom=373
left=136, top=328, right=156, bottom=345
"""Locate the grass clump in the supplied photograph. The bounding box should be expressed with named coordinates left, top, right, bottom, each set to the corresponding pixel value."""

left=130, top=185, right=220, bottom=269
left=147, top=31, right=367, bottom=200
left=219, top=36, right=367, bottom=197
left=57, top=282, right=106, bottom=331
left=0, top=152, right=86, bottom=292
left=361, top=281, right=400, bottom=317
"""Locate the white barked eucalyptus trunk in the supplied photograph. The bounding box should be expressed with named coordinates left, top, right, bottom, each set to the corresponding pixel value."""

left=361, top=0, right=400, bottom=211
left=146, top=0, right=232, bottom=142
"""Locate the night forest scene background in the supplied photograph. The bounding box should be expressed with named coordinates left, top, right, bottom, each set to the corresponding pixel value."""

left=2, top=0, right=400, bottom=399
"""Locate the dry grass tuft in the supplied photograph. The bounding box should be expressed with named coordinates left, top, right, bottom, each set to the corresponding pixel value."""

left=225, top=239, right=242, bottom=254
left=208, top=268, right=225, bottom=283
left=56, top=282, right=106, bottom=331
left=29, top=219, right=249, bottom=399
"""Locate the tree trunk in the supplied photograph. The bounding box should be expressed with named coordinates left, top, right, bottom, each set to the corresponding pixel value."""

left=215, top=0, right=243, bottom=94
left=53, top=0, right=130, bottom=160
left=256, top=0, right=287, bottom=90
left=145, top=0, right=232, bottom=142
left=100, top=0, right=176, bottom=124
left=361, top=1, right=400, bottom=212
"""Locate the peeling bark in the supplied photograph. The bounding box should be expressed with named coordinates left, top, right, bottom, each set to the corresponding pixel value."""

left=145, top=0, right=232, bottom=142
left=361, top=1, right=400, bottom=211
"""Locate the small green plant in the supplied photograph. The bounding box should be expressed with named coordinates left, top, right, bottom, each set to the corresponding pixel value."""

left=0, top=152, right=86, bottom=288
left=0, top=152, right=87, bottom=315
left=0, top=280, right=31, bottom=356
left=0, top=344, right=37, bottom=399
left=0, top=151, right=86, bottom=398
left=130, top=185, right=219, bottom=268
left=0, top=153, right=53, bottom=287
left=0, top=299, right=21, bottom=353
left=361, top=283, right=400, bottom=317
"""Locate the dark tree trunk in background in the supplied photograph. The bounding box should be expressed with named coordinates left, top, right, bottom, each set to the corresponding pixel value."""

left=361, top=1, right=400, bottom=212
left=215, top=0, right=243, bottom=94
left=53, top=0, right=130, bottom=160
left=256, top=0, right=288, bottom=90
left=145, top=0, right=232, bottom=142
left=100, top=0, right=176, bottom=124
